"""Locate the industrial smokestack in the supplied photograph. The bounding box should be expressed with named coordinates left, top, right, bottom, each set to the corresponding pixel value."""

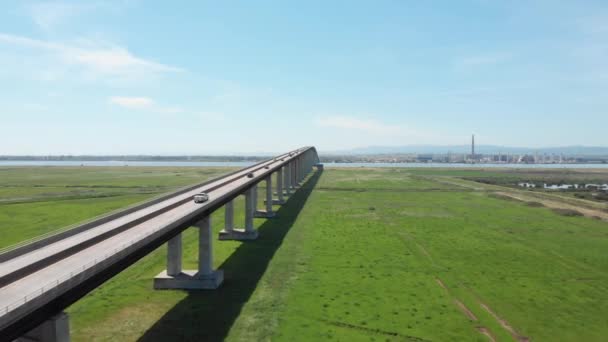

left=471, top=134, right=475, bottom=161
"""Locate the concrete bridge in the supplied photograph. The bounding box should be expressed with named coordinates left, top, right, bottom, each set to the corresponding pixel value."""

left=0, top=147, right=320, bottom=342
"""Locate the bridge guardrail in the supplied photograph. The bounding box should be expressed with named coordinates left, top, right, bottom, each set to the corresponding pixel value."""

left=0, top=147, right=318, bottom=324
left=0, top=216, right=168, bottom=317
left=0, top=158, right=270, bottom=259
left=0, top=147, right=317, bottom=318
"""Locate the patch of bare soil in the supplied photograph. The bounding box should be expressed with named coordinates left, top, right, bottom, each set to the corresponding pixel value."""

left=525, top=201, right=544, bottom=207
left=573, top=277, right=599, bottom=281
left=317, top=186, right=469, bottom=193
left=425, top=177, right=489, bottom=191
left=319, top=319, right=430, bottom=341
left=435, top=277, right=447, bottom=291
left=455, top=300, right=478, bottom=321
left=399, top=209, right=453, bottom=218
left=479, top=302, right=530, bottom=342
left=494, top=191, right=608, bottom=222
left=417, top=243, right=432, bottom=259
left=433, top=277, right=497, bottom=341
left=476, top=327, right=497, bottom=342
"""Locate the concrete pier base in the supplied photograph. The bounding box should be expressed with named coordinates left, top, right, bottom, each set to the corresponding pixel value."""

left=254, top=209, right=276, bottom=218
left=271, top=199, right=285, bottom=205
left=17, top=312, right=70, bottom=342
left=154, top=216, right=223, bottom=290
left=153, top=269, right=223, bottom=290
left=218, top=228, right=259, bottom=240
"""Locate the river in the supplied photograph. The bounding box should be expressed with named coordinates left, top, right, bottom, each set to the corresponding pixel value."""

left=1, top=161, right=608, bottom=169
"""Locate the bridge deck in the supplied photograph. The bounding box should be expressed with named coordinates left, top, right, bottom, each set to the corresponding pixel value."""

left=0, top=147, right=317, bottom=340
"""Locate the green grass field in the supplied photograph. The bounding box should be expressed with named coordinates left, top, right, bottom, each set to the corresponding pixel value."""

left=1, top=167, right=608, bottom=341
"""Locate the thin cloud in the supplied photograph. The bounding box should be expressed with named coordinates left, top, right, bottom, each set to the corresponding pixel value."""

left=315, top=116, right=401, bottom=135
left=0, top=32, right=183, bottom=81
left=579, top=13, right=608, bottom=34
left=313, top=115, right=452, bottom=146
left=108, top=96, right=186, bottom=115
left=26, top=2, right=89, bottom=31
left=109, top=96, right=154, bottom=109
left=455, top=52, right=512, bottom=70
left=24, top=1, right=131, bottom=32
left=198, top=111, right=227, bottom=121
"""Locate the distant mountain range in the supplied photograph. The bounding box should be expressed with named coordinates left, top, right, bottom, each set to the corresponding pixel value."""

left=324, top=145, right=608, bottom=156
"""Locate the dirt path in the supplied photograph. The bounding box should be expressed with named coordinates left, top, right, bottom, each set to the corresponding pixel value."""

left=418, top=176, right=490, bottom=191
left=455, top=300, right=478, bottom=321
left=476, top=327, right=497, bottom=342
left=495, top=191, right=608, bottom=221
left=433, top=277, right=496, bottom=341
left=424, top=175, right=608, bottom=219
left=425, top=174, right=608, bottom=221
left=479, top=302, right=530, bottom=342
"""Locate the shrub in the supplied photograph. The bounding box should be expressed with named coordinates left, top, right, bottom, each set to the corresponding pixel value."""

left=488, top=193, right=521, bottom=202
left=552, top=208, right=584, bottom=217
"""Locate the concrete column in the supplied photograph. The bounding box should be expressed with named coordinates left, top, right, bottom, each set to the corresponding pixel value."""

left=154, top=216, right=224, bottom=290
left=309, top=151, right=314, bottom=172
left=275, top=168, right=284, bottom=203
left=198, top=216, right=213, bottom=276
left=291, top=162, right=297, bottom=188
left=256, top=175, right=276, bottom=218
left=18, top=312, right=70, bottom=342
left=252, top=184, right=258, bottom=213
left=265, top=176, right=273, bottom=214
left=166, top=234, right=182, bottom=276
left=245, top=187, right=254, bottom=232
left=224, top=200, right=234, bottom=232
left=219, top=191, right=258, bottom=240
left=294, top=158, right=300, bottom=185
left=284, top=163, right=291, bottom=195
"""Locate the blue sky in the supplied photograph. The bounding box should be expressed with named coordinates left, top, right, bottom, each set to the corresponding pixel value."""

left=1, top=0, right=607, bottom=154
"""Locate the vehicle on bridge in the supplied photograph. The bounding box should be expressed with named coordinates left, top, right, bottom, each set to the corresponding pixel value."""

left=0, top=146, right=320, bottom=342
left=193, top=192, right=209, bottom=203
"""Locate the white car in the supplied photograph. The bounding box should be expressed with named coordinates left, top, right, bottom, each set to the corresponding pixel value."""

left=193, top=192, right=209, bottom=203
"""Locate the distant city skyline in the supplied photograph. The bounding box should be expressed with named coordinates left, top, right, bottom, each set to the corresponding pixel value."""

left=1, top=1, right=607, bottom=154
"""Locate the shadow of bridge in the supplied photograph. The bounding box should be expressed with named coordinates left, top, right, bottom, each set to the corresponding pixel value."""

left=137, top=169, right=323, bottom=341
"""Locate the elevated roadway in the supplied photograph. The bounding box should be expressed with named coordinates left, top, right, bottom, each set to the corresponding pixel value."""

left=0, top=147, right=319, bottom=342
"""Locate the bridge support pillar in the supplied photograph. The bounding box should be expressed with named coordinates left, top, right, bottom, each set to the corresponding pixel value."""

left=299, top=157, right=304, bottom=183
left=166, top=233, right=182, bottom=276
left=219, top=199, right=234, bottom=233
left=218, top=188, right=258, bottom=240
left=272, top=167, right=285, bottom=204
left=284, top=163, right=292, bottom=195
left=252, top=185, right=258, bottom=212
left=292, top=161, right=298, bottom=188
left=17, top=312, right=70, bottom=342
left=257, top=175, right=276, bottom=218
left=291, top=157, right=299, bottom=190
left=154, top=216, right=223, bottom=290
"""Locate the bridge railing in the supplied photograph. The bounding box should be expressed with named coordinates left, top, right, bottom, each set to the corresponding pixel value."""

left=0, top=158, right=272, bottom=259
left=0, top=147, right=319, bottom=323
left=1, top=160, right=320, bottom=318
left=0, top=215, right=171, bottom=318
